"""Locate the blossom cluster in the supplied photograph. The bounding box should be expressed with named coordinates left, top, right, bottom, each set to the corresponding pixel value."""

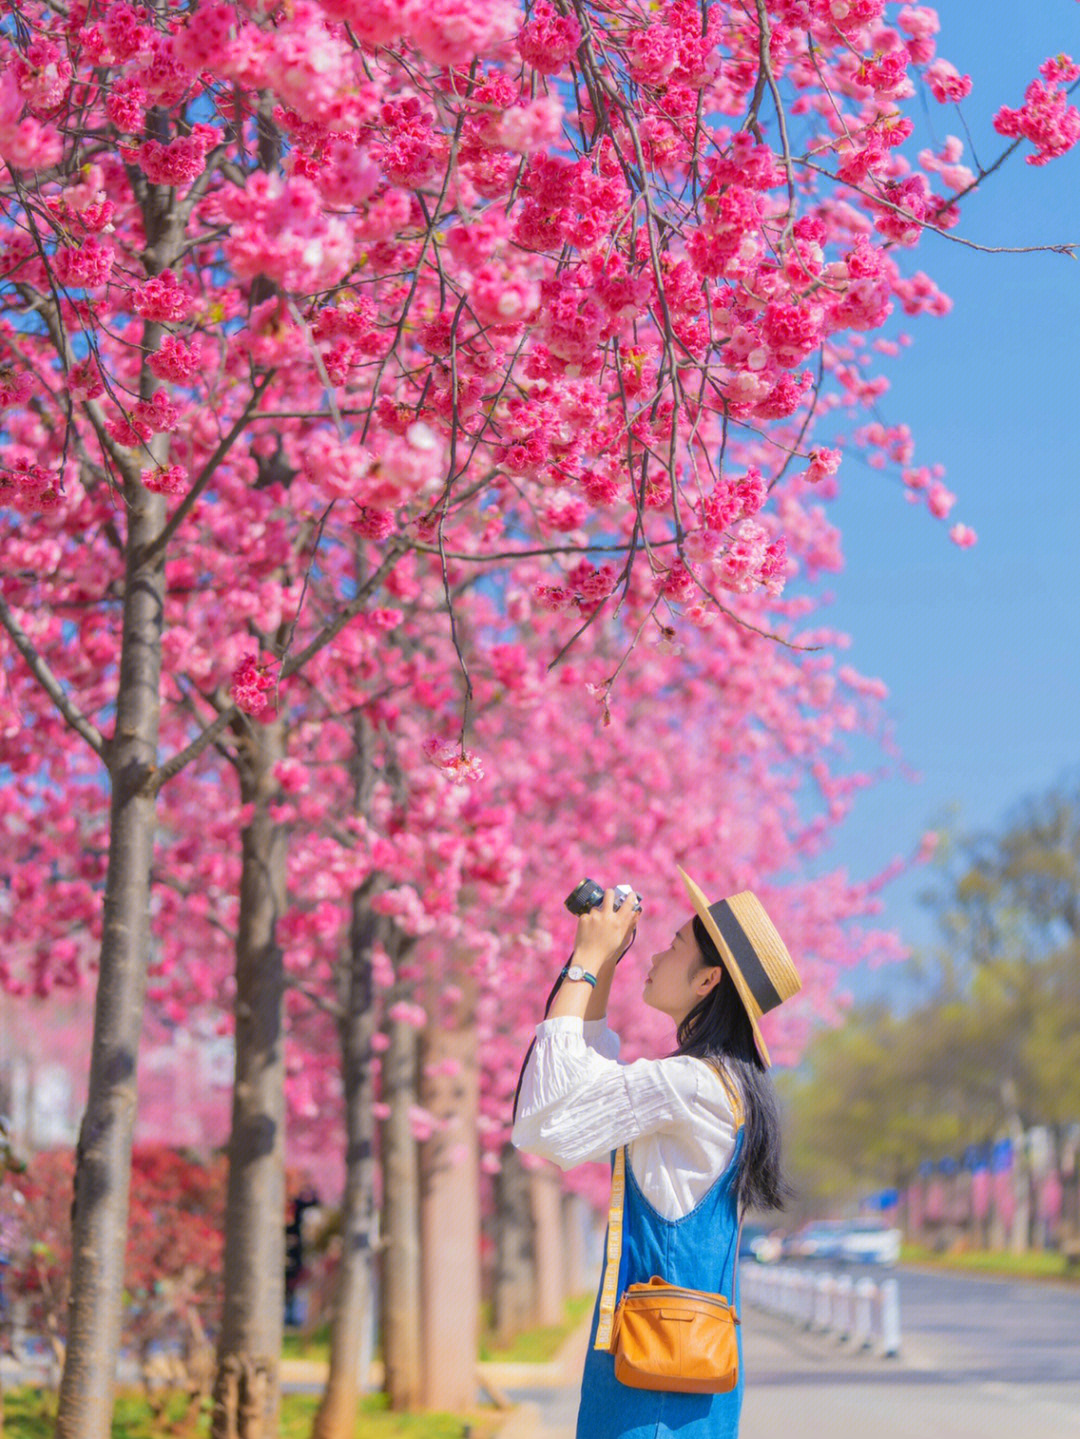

left=993, top=56, right=1080, bottom=165
left=1, top=458, right=62, bottom=513
left=230, top=655, right=278, bottom=717
left=4, top=0, right=1043, bottom=616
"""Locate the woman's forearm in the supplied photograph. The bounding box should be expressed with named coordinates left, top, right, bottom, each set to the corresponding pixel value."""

left=585, top=961, right=615, bottom=1021
left=547, top=890, right=638, bottom=1023
left=548, top=948, right=616, bottom=1021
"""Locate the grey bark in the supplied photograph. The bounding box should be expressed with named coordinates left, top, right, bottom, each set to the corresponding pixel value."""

left=530, top=1167, right=566, bottom=1327
left=492, top=1144, right=536, bottom=1346
left=312, top=882, right=384, bottom=1439
left=212, top=716, right=288, bottom=1439
left=419, top=1012, right=480, bottom=1410
left=561, top=1192, right=589, bottom=1300
left=381, top=1006, right=422, bottom=1410
left=55, top=476, right=167, bottom=1439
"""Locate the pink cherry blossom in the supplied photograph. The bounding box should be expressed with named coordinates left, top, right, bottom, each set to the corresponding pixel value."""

left=925, top=59, right=973, bottom=104
left=926, top=481, right=956, bottom=519
left=134, top=270, right=190, bottom=323
left=141, top=464, right=187, bottom=496
left=806, top=448, right=842, bottom=485
left=518, top=1, right=582, bottom=75
left=138, top=125, right=218, bottom=187
left=149, top=336, right=205, bottom=386
left=230, top=654, right=278, bottom=716
left=0, top=367, right=33, bottom=409
left=994, top=65, right=1080, bottom=165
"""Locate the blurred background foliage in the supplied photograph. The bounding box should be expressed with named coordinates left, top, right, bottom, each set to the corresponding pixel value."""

left=780, top=772, right=1080, bottom=1209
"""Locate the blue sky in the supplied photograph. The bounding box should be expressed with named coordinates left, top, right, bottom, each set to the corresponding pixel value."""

left=811, top=1, right=1080, bottom=995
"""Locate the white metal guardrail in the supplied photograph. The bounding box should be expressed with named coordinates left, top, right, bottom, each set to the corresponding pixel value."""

left=740, top=1263, right=901, bottom=1357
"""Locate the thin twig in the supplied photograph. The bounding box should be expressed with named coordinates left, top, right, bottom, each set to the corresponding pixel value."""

left=753, top=0, right=796, bottom=223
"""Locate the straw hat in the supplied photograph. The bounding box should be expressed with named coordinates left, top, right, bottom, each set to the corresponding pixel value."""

left=677, top=867, right=801, bottom=1067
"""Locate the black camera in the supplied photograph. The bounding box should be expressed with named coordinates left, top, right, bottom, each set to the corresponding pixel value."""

left=564, top=878, right=642, bottom=916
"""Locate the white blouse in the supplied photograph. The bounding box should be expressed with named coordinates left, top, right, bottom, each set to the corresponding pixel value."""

left=511, top=1015, right=740, bottom=1221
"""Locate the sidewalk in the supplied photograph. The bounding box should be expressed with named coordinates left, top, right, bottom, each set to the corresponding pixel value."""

left=482, top=1314, right=592, bottom=1439
left=490, top=1302, right=1080, bottom=1439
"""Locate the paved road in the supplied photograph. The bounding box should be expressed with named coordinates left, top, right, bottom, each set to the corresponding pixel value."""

left=499, top=1266, right=1080, bottom=1439
left=739, top=1279, right=1080, bottom=1439
left=895, top=1266, right=1080, bottom=1383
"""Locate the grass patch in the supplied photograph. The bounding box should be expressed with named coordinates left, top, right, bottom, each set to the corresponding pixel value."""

left=280, top=1392, right=501, bottom=1438
left=478, top=1292, right=593, bottom=1363
left=901, top=1243, right=1079, bottom=1282
left=281, top=1292, right=597, bottom=1370
left=1, top=1387, right=501, bottom=1439
left=282, top=1322, right=332, bottom=1362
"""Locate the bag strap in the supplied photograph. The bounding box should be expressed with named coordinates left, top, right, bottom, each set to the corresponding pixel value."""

left=707, top=1060, right=746, bottom=1304
left=593, top=1145, right=627, bottom=1351
left=593, top=1062, right=745, bottom=1353
left=706, top=1058, right=744, bottom=1128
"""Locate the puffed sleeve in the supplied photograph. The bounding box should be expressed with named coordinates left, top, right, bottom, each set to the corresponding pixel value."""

left=510, top=1015, right=710, bottom=1170
left=582, top=1018, right=621, bottom=1061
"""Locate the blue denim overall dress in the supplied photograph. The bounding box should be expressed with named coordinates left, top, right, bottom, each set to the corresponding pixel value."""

left=575, top=1125, right=745, bottom=1439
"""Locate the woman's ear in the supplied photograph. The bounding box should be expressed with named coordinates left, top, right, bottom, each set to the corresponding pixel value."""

left=698, top=965, right=723, bottom=996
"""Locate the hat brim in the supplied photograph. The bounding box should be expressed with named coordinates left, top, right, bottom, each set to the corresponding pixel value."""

left=678, top=867, right=797, bottom=1067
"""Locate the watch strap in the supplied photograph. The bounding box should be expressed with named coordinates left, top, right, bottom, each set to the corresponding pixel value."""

left=560, top=963, right=597, bottom=988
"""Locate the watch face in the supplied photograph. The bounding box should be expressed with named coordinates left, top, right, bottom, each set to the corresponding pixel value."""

left=568, top=965, right=586, bottom=981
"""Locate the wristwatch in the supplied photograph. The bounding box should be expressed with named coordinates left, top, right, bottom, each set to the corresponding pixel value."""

left=560, top=962, right=597, bottom=988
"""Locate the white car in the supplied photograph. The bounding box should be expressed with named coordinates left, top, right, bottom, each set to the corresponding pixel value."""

left=838, top=1219, right=902, bottom=1266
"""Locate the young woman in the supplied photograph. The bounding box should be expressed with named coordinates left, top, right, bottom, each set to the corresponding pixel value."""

left=511, top=868, right=801, bottom=1439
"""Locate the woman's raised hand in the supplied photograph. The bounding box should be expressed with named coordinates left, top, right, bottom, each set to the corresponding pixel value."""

left=573, top=887, right=640, bottom=971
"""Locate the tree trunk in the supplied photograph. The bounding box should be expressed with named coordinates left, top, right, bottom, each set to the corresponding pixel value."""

left=312, top=886, right=383, bottom=1439
left=381, top=1007, right=422, bottom=1410
left=1001, top=1084, right=1029, bottom=1256
left=55, top=479, right=166, bottom=1439
left=419, top=1012, right=480, bottom=1411
left=212, top=717, right=287, bottom=1439
left=530, top=1167, right=565, bottom=1327
left=492, top=1144, right=536, bottom=1347
left=562, top=1191, right=589, bottom=1300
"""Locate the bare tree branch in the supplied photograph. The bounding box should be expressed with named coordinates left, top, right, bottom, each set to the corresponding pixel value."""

left=152, top=705, right=240, bottom=794
left=140, top=367, right=278, bottom=562
left=0, top=590, right=107, bottom=758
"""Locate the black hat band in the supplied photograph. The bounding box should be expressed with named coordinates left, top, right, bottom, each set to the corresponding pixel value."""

left=711, top=899, right=783, bottom=1015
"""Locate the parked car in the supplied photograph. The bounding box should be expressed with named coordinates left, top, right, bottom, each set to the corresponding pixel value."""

left=837, top=1219, right=902, bottom=1267
left=739, top=1223, right=783, bottom=1264
left=781, top=1220, right=849, bottom=1262
left=739, top=1222, right=770, bottom=1259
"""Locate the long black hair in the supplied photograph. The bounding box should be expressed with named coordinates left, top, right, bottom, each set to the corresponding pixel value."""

left=673, top=916, right=791, bottom=1213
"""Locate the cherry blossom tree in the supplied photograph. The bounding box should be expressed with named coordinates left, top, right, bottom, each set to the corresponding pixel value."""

left=235, top=592, right=923, bottom=1416
left=2, top=2, right=1078, bottom=1437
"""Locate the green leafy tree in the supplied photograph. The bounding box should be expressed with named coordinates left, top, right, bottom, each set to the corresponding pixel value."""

left=783, top=775, right=1080, bottom=1209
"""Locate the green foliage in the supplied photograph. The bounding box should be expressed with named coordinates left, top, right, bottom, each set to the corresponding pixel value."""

left=782, top=775, right=1080, bottom=1207
left=901, top=1244, right=1078, bottom=1281
left=1, top=1389, right=502, bottom=1439
left=281, top=1321, right=332, bottom=1362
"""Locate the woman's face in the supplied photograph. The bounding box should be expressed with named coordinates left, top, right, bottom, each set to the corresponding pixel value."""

left=644, top=918, right=723, bottom=1026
